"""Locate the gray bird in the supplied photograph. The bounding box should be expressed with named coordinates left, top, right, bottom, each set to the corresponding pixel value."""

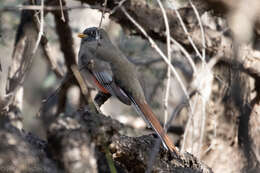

left=78, top=27, right=178, bottom=153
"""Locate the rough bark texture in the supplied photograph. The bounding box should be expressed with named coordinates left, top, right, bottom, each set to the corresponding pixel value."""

left=0, top=115, right=60, bottom=173
left=0, top=109, right=212, bottom=173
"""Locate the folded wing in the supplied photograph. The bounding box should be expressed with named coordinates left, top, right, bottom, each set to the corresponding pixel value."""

left=91, top=70, right=131, bottom=105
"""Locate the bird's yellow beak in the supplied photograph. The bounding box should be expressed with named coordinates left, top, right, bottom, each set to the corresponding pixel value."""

left=78, top=33, right=87, bottom=38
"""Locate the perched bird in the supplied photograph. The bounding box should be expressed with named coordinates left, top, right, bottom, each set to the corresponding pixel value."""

left=78, top=27, right=178, bottom=153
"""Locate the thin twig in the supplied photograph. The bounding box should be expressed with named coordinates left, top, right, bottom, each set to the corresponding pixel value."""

left=189, top=0, right=206, bottom=62
left=198, top=96, right=206, bottom=156
left=189, top=0, right=208, bottom=156
left=155, top=0, right=172, bottom=129
left=170, top=1, right=209, bottom=156
left=95, top=0, right=108, bottom=52
left=181, top=92, right=198, bottom=152
left=165, top=101, right=188, bottom=130
left=197, top=54, right=221, bottom=156
left=170, top=37, right=197, bottom=74
left=98, top=0, right=108, bottom=29
left=31, top=5, right=64, bottom=78
left=33, top=0, right=44, bottom=54
left=110, top=0, right=127, bottom=14
left=36, top=75, right=68, bottom=117
left=71, top=65, right=89, bottom=101
left=42, top=42, right=64, bottom=78
left=181, top=54, right=221, bottom=153
left=170, top=3, right=202, bottom=59
left=59, top=0, right=65, bottom=22
left=1, top=4, right=101, bottom=11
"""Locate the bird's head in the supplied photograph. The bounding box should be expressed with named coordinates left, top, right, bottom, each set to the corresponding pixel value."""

left=78, top=27, right=108, bottom=42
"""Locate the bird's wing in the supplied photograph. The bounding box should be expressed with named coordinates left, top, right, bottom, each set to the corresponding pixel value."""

left=91, top=69, right=131, bottom=105
left=85, top=44, right=131, bottom=105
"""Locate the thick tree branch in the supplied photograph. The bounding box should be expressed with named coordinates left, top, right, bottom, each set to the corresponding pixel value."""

left=47, top=109, right=212, bottom=173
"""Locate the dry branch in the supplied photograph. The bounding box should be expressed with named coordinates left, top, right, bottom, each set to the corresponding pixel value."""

left=47, top=109, right=212, bottom=173
left=50, top=0, right=79, bottom=114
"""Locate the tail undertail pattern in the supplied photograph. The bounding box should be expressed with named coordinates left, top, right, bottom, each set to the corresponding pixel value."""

left=129, top=96, right=178, bottom=153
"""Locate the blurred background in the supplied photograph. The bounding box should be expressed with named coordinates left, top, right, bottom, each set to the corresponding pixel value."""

left=1, top=0, right=260, bottom=172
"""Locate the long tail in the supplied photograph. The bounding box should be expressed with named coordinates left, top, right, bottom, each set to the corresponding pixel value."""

left=129, top=97, right=178, bottom=153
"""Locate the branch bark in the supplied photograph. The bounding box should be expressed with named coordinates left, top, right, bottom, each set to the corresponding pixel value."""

left=47, top=109, right=212, bottom=173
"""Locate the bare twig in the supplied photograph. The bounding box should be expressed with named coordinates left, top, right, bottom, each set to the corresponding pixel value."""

left=30, top=4, right=64, bottom=78
left=170, top=37, right=197, bottom=74
left=181, top=54, right=221, bottom=154
left=58, top=0, right=65, bottom=22
left=42, top=42, right=64, bottom=78
left=32, top=0, right=44, bottom=54
left=165, top=101, right=189, bottom=130
left=189, top=0, right=208, bottom=157
left=198, top=95, right=206, bottom=156
left=98, top=0, right=108, bottom=29
left=110, top=0, right=127, bottom=14
left=170, top=2, right=202, bottom=59
left=1, top=4, right=101, bottom=12
left=36, top=76, right=68, bottom=117
left=181, top=92, right=198, bottom=152
left=155, top=0, right=172, bottom=129
left=71, top=65, right=89, bottom=103
left=95, top=0, right=107, bottom=53
left=189, top=0, right=206, bottom=62
left=51, top=0, right=77, bottom=114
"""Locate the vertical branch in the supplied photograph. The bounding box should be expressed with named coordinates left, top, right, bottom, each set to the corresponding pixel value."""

left=51, top=0, right=77, bottom=114
left=0, top=59, right=7, bottom=110
left=189, top=0, right=206, bottom=62
left=58, top=0, right=65, bottom=22
left=6, top=1, right=45, bottom=128
left=155, top=0, right=172, bottom=129
left=170, top=2, right=202, bottom=59
left=32, top=0, right=44, bottom=54
left=52, top=2, right=76, bottom=67
left=98, top=0, right=107, bottom=28
left=189, top=0, right=207, bottom=156
left=170, top=37, right=197, bottom=75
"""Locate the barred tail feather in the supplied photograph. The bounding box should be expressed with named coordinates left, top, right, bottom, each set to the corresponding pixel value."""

left=129, top=96, right=178, bottom=153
